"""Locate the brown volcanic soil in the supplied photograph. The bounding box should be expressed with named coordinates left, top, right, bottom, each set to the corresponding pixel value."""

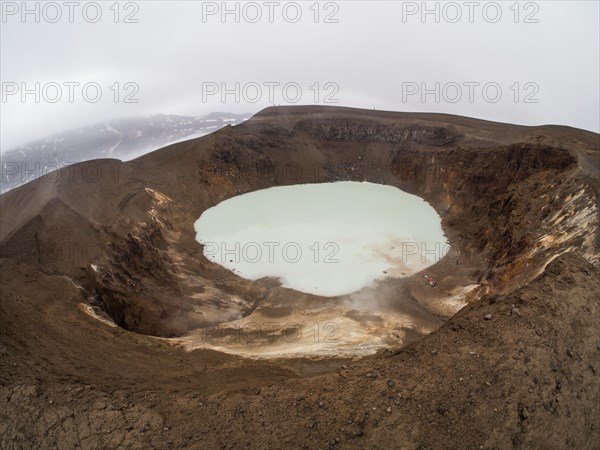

left=1, top=106, right=599, bottom=448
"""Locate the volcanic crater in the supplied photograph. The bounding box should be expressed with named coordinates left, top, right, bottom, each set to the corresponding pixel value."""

left=1, top=106, right=598, bottom=449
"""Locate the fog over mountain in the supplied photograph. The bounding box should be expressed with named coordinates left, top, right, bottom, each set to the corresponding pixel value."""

left=1, top=1, right=598, bottom=151
left=1, top=112, right=249, bottom=192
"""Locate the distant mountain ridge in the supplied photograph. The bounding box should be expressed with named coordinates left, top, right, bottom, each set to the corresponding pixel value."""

left=0, top=112, right=250, bottom=193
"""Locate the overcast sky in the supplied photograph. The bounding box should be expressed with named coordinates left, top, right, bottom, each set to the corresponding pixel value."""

left=1, top=1, right=599, bottom=150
